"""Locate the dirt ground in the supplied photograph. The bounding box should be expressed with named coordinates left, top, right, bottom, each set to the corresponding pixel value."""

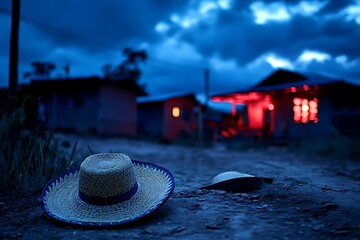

left=1, top=134, right=360, bottom=239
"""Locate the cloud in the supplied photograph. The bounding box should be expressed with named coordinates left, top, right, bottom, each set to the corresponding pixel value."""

left=250, top=1, right=291, bottom=25
left=1, top=0, right=360, bottom=92
left=161, top=0, right=360, bottom=84
left=319, top=0, right=354, bottom=14
left=298, top=50, right=331, bottom=63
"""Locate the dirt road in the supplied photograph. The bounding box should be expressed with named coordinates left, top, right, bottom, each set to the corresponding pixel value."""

left=1, top=134, right=359, bottom=239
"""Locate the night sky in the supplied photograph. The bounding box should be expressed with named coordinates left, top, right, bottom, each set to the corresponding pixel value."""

left=1, top=0, right=360, bottom=95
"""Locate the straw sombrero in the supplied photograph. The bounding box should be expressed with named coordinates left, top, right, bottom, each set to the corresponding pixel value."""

left=200, top=171, right=273, bottom=192
left=40, top=153, right=175, bottom=227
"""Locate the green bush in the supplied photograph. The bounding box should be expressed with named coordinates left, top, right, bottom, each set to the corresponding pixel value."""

left=0, top=95, right=77, bottom=196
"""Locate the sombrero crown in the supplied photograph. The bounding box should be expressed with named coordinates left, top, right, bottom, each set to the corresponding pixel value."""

left=41, top=153, right=174, bottom=226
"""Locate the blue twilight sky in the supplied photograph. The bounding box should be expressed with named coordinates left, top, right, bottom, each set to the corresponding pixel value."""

left=1, top=0, right=360, bottom=95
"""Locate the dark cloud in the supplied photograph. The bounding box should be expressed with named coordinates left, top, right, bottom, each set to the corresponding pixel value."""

left=176, top=1, right=360, bottom=69
left=180, top=9, right=292, bottom=64
left=1, top=0, right=360, bottom=90
left=302, top=58, right=360, bottom=83
left=319, top=0, right=353, bottom=14
left=18, top=1, right=183, bottom=50
left=286, top=15, right=360, bottom=60
left=1, top=0, right=187, bottom=53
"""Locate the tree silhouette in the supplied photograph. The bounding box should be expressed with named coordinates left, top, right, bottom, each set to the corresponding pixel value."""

left=103, top=48, right=147, bottom=80
left=23, top=61, right=56, bottom=80
left=63, top=63, right=70, bottom=77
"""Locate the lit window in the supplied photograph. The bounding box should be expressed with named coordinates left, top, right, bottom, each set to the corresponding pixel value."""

left=293, top=97, right=318, bottom=123
left=172, top=107, right=180, bottom=118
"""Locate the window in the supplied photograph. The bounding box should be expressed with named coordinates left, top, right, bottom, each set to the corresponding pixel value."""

left=172, top=107, right=180, bottom=118
left=293, top=97, right=318, bottom=123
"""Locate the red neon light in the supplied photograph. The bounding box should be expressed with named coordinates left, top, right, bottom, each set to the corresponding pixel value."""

left=302, top=104, right=309, bottom=112
left=221, top=130, right=230, bottom=138
left=303, top=85, right=310, bottom=90
left=293, top=106, right=301, bottom=112
left=309, top=100, right=318, bottom=108
left=293, top=98, right=301, bottom=106
left=268, top=104, right=274, bottom=111
left=211, top=92, right=263, bottom=104
left=301, top=117, right=309, bottom=123
left=231, top=103, right=236, bottom=116
left=293, top=97, right=318, bottom=124
left=290, top=87, right=297, bottom=92
left=228, top=128, right=237, bottom=136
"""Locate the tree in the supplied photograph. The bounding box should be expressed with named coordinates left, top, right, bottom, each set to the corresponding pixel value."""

left=102, top=48, right=147, bottom=80
left=23, top=61, right=56, bottom=80
left=63, top=63, right=70, bottom=77
left=8, top=0, right=21, bottom=95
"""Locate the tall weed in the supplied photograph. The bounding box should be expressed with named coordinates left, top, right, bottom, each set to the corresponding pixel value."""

left=0, top=95, right=77, bottom=196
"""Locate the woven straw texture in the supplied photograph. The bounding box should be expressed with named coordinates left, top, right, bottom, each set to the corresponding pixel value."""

left=42, top=161, right=173, bottom=226
left=79, top=153, right=136, bottom=198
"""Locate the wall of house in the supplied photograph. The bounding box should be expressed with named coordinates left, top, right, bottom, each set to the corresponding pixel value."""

left=98, top=84, right=137, bottom=136
left=46, top=90, right=99, bottom=132
left=137, top=102, right=164, bottom=138
left=273, top=90, right=333, bottom=138
left=163, top=97, right=196, bottom=141
left=329, top=84, right=360, bottom=136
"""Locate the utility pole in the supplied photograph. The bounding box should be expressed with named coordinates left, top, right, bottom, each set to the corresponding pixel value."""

left=200, top=68, right=210, bottom=143
left=204, top=68, right=209, bottom=116
left=9, top=0, right=21, bottom=96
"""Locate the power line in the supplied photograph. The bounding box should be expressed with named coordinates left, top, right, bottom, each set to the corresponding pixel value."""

left=0, top=7, right=119, bottom=52
left=0, top=6, right=204, bottom=70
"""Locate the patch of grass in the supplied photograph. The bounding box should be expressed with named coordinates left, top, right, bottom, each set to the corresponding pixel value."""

left=0, top=95, right=78, bottom=196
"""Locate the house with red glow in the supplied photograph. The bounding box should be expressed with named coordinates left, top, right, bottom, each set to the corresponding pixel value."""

left=137, top=92, right=199, bottom=142
left=23, top=75, right=146, bottom=136
left=212, top=69, right=360, bottom=139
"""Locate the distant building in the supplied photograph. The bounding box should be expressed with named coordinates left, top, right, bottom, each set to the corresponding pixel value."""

left=137, top=92, right=199, bottom=142
left=24, top=75, right=146, bottom=136
left=212, top=69, right=360, bottom=139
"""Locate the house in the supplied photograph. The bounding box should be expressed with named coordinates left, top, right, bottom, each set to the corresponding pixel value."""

left=23, top=75, right=146, bottom=136
left=137, top=92, right=199, bottom=141
left=211, top=69, right=360, bottom=139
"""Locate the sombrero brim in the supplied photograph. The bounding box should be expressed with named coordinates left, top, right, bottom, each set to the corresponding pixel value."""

left=41, top=160, right=175, bottom=227
left=200, top=177, right=273, bottom=193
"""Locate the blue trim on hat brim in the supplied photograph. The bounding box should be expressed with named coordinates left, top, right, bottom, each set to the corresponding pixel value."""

left=40, top=159, right=175, bottom=227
